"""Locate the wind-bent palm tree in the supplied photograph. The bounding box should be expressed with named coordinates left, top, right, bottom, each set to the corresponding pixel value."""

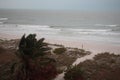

left=11, top=34, right=57, bottom=80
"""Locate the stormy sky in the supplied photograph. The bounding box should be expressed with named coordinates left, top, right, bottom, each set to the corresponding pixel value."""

left=0, top=0, right=120, bottom=11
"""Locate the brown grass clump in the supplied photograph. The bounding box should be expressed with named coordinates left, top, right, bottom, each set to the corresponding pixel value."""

left=53, top=47, right=66, bottom=54
left=0, top=47, right=16, bottom=64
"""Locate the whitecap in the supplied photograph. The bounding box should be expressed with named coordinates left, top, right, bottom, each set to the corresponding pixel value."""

left=0, top=18, right=8, bottom=21
left=94, top=24, right=118, bottom=27
left=0, top=22, right=3, bottom=24
left=65, top=28, right=111, bottom=32
left=105, top=25, right=118, bottom=27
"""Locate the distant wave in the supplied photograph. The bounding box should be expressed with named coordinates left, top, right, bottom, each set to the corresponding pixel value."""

left=0, top=18, right=8, bottom=24
left=0, top=18, right=8, bottom=21
left=50, top=26, right=120, bottom=36
left=18, top=24, right=50, bottom=28
left=59, top=28, right=120, bottom=36
left=17, top=24, right=61, bottom=32
left=94, top=24, right=118, bottom=27
left=105, top=25, right=118, bottom=27
left=0, top=22, right=3, bottom=24
left=77, top=31, right=120, bottom=35
left=64, top=28, right=111, bottom=32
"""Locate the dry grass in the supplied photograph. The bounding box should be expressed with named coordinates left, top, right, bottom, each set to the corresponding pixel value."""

left=0, top=47, right=16, bottom=64
left=77, top=53, right=120, bottom=80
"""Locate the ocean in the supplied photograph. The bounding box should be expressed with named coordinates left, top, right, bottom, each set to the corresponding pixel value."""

left=0, top=9, right=120, bottom=45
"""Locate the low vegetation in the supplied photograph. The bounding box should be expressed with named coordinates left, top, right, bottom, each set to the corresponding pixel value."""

left=76, top=52, right=120, bottom=80
left=64, top=52, right=120, bottom=80
left=49, top=46, right=91, bottom=73
left=11, top=34, right=57, bottom=80
left=53, top=47, right=66, bottom=54
left=64, top=65, right=84, bottom=80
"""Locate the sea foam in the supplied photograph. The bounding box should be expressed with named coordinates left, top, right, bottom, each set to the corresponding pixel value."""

left=0, top=18, right=8, bottom=21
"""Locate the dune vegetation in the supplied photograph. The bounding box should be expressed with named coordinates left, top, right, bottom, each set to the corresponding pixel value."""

left=0, top=34, right=120, bottom=80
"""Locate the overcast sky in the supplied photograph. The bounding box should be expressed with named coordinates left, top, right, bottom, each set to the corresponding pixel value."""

left=0, top=0, right=120, bottom=11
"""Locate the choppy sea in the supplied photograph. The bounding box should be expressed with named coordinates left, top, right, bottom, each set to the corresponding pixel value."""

left=0, top=9, right=120, bottom=45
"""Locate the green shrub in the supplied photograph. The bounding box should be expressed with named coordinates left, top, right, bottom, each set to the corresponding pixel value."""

left=53, top=47, right=66, bottom=54
left=64, top=65, right=84, bottom=80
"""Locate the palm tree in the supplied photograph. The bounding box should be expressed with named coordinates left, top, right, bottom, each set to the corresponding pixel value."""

left=11, top=34, right=57, bottom=80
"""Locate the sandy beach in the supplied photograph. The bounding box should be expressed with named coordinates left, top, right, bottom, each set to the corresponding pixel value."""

left=46, top=39, right=120, bottom=54
left=0, top=33, right=120, bottom=54
left=1, top=33, right=120, bottom=67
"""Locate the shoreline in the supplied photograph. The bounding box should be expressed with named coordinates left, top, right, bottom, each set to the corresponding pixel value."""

left=0, top=33, right=120, bottom=54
